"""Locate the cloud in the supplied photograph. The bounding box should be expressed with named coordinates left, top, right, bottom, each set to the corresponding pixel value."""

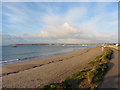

left=38, top=21, right=118, bottom=44
left=3, top=3, right=44, bottom=25
left=2, top=2, right=118, bottom=45
left=3, top=4, right=28, bottom=23
left=65, top=7, right=87, bottom=22
left=37, top=4, right=118, bottom=44
left=39, top=22, right=77, bottom=38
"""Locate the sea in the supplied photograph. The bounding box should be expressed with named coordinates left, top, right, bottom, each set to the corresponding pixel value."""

left=0, top=45, right=95, bottom=65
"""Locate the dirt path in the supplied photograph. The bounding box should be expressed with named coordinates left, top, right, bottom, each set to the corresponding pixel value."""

left=99, top=49, right=119, bottom=88
left=2, top=47, right=102, bottom=88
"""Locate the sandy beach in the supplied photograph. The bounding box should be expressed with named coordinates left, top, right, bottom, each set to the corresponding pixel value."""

left=2, top=47, right=103, bottom=88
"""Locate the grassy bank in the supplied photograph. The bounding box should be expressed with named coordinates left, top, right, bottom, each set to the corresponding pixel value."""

left=42, top=48, right=113, bottom=89
left=106, top=45, right=120, bottom=51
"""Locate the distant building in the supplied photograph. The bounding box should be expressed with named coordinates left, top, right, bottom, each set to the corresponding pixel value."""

left=101, top=44, right=106, bottom=47
left=115, top=43, right=120, bottom=46
left=116, top=43, right=119, bottom=46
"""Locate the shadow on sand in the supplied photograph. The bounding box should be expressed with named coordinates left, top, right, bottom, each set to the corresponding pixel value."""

left=98, top=50, right=119, bottom=89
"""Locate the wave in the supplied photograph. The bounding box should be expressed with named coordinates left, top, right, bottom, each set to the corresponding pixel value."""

left=1, top=56, right=39, bottom=65
left=0, top=59, right=20, bottom=64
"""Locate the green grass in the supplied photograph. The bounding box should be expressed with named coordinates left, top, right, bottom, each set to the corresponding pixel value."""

left=87, top=61, right=97, bottom=66
left=42, top=48, right=113, bottom=89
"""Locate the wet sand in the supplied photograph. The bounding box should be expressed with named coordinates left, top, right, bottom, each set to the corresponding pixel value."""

left=2, top=47, right=102, bottom=88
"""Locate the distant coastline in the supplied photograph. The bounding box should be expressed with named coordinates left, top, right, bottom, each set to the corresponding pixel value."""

left=9, top=43, right=90, bottom=46
left=9, top=43, right=117, bottom=46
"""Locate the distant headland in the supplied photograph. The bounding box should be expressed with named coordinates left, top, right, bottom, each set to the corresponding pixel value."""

left=9, top=43, right=119, bottom=46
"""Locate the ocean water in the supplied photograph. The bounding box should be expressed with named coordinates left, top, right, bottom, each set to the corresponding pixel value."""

left=0, top=45, right=95, bottom=65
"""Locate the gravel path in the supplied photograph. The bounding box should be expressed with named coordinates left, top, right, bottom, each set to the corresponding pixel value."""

left=99, top=49, right=119, bottom=88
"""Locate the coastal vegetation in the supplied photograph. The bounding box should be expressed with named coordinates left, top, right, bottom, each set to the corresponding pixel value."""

left=42, top=47, right=113, bottom=89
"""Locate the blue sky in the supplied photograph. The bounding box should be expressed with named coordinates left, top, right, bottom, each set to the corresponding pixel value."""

left=2, top=2, right=118, bottom=45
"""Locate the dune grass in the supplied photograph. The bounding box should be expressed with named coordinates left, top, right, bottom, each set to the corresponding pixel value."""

left=42, top=47, right=113, bottom=89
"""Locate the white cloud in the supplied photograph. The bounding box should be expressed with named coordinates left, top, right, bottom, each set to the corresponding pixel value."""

left=38, top=21, right=118, bottom=43
left=39, top=22, right=77, bottom=38
left=65, top=7, right=87, bottom=22
left=2, top=2, right=118, bottom=45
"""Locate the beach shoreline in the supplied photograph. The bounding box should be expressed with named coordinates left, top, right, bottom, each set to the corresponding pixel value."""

left=2, top=45, right=95, bottom=65
left=2, top=47, right=103, bottom=88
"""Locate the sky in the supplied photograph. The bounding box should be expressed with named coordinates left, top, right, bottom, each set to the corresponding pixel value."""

left=2, top=2, right=118, bottom=45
